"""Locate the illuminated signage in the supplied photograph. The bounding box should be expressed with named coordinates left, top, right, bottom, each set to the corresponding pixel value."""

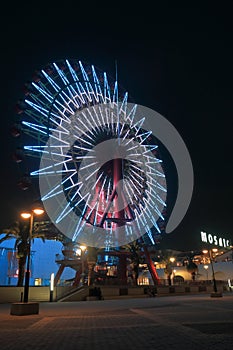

left=200, top=231, right=231, bottom=248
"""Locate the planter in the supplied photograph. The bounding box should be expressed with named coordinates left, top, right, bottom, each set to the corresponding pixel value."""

left=210, top=292, right=223, bottom=298
left=10, top=302, right=39, bottom=316
left=86, top=296, right=98, bottom=301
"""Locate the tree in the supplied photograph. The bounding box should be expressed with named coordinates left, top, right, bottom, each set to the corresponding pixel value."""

left=122, top=240, right=144, bottom=286
left=181, top=251, right=198, bottom=281
left=155, top=249, right=177, bottom=286
left=186, top=259, right=198, bottom=281
left=0, top=220, right=63, bottom=286
left=164, top=263, right=173, bottom=286
left=1, top=221, right=35, bottom=286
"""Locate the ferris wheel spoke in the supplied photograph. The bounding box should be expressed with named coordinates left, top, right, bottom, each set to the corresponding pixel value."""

left=85, top=108, right=101, bottom=133
left=144, top=154, right=162, bottom=164
left=128, top=168, right=145, bottom=182
left=146, top=167, right=165, bottom=177
left=126, top=104, right=137, bottom=126
left=119, top=92, right=128, bottom=115
left=103, top=72, right=112, bottom=103
left=143, top=196, right=164, bottom=220
left=142, top=144, right=158, bottom=154
left=31, top=156, right=76, bottom=176
left=32, top=82, right=54, bottom=103
left=146, top=185, right=166, bottom=207
left=25, top=99, right=50, bottom=118
left=123, top=182, right=134, bottom=204
left=91, top=65, right=105, bottom=103
left=42, top=69, right=61, bottom=92
left=41, top=184, right=64, bottom=201
left=53, top=63, right=70, bottom=85
left=78, top=114, right=97, bottom=138
left=79, top=61, right=99, bottom=103
left=142, top=207, right=161, bottom=234
left=147, top=177, right=167, bottom=193
left=73, top=126, right=95, bottom=145
left=138, top=131, right=152, bottom=144
left=56, top=191, right=88, bottom=224
left=79, top=161, right=98, bottom=172
left=131, top=117, right=146, bottom=136
left=65, top=60, right=89, bottom=105
left=24, top=145, right=48, bottom=155
left=73, top=144, right=94, bottom=153
left=72, top=193, right=92, bottom=241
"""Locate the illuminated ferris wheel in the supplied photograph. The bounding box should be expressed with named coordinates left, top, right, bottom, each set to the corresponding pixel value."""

left=12, top=59, right=167, bottom=248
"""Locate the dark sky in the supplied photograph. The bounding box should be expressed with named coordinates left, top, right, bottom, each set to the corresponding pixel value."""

left=0, top=2, right=232, bottom=251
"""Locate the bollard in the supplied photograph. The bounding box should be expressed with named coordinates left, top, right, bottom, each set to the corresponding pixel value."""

left=50, top=290, right=54, bottom=302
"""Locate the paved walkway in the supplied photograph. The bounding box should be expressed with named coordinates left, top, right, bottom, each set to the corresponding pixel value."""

left=0, top=293, right=233, bottom=350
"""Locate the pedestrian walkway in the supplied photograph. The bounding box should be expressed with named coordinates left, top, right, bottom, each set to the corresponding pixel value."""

left=0, top=293, right=233, bottom=350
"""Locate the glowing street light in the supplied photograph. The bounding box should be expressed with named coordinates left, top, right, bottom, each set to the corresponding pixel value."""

left=169, top=257, right=175, bottom=264
left=21, top=206, right=44, bottom=303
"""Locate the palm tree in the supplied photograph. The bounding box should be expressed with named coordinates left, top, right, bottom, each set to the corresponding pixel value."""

left=122, top=240, right=144, bottom=286
left=0, top=220, right=63, bottom=286
left=186, top=259, right=198, bottom=281
left=181, top=251, right=198, bottom=281
left=155, top=249, right=177, bottom=286
left=1, top=221, right=35, bottom=286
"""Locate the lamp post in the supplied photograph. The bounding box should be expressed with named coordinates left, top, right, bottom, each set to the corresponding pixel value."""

left=202, top=248, right=218, bottom=294
left=80, top=245, right=87, bottom=285
left=167, top=257, right=175, bottom=286
left=173, top=269, right=176, bottom=285
left=21, top=207, right=44, bottom=303
left=203, top=264, right=209, bottom=280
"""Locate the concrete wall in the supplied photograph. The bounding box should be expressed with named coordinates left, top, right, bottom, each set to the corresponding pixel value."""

left=1, top=284, right=229, bottom=304
left=0, top=286, right=74, bottom=303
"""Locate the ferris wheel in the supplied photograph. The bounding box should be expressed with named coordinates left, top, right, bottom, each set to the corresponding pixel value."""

left=12, top=59, right=167, bottom=248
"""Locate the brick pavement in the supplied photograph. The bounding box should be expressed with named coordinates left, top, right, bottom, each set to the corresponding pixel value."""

left=0, top=293, right=233, bottom=350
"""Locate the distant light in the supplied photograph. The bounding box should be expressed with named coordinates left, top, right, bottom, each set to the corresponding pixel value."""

left=80, top=245, right=87, bottom=252
left=75, top=248, right=81, bottom=256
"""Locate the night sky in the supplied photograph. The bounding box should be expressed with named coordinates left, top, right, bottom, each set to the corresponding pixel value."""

left=0, top=2, right=232, bottom=251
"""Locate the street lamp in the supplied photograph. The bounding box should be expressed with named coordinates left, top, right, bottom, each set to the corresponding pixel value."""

left=21, top=207, right=44, bottom=303
left=202, top=248, right=218, bottom=294
left=80, top=245, right=87, bottom=285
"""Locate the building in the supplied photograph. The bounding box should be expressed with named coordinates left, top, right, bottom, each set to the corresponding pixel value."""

left=1, top=232, right=232, bottom=288
left=0, top=235, right=74, bottom=286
